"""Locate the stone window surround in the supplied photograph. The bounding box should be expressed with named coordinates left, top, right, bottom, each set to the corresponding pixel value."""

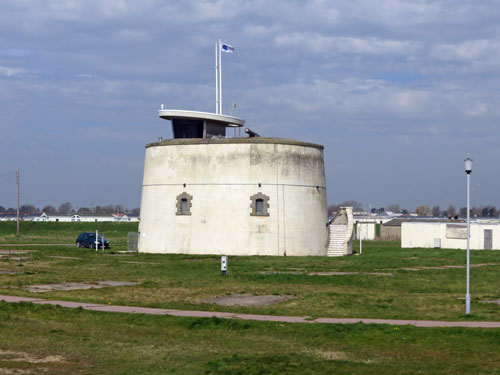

left=176, top=192, right=193, bottom=215
left=250, top=192, right=270, bottom=217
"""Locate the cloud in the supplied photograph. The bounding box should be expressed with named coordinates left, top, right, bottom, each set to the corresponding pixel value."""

left=187, top=0, right=242, bottom=21
left=0, top=65, right=22, bottom=76
left=113, top=28, right=149, bottom=41
left=430, top=39, right=500, bottom=61
left=275, top=32, right=417, bottom=55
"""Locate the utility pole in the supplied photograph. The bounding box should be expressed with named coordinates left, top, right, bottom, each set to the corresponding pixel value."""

left=16, top=168, right=20, bottom=236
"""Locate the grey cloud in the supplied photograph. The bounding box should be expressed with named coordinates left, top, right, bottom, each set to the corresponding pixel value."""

left=274, top=32, right=418, bottom=55
left=430, top=39, right=500, bottom=63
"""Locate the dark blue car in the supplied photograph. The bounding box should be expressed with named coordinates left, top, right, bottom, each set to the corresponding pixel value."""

left=76, top=232, right=109, bottom=249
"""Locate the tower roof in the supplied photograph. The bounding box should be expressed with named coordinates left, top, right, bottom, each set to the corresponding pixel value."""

left=158, top=109, right=245, bottom=127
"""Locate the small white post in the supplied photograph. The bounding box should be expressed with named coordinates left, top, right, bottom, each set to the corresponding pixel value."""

left=101, top=234, right=105, bottom=252
left=95, top=230, right=99, bottom=251
left=221, top=255, right=228, bottom=275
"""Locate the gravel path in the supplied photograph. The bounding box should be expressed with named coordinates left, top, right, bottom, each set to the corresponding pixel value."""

left=1, top=294, right=499, bottom=328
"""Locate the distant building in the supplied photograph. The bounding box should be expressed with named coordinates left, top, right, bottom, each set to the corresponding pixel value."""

left=401, top=221, right=499, bottom=250
left=34, top=213, right=139, bottom=222
left=381, top=218, right=464, bottom=242
left=0, top=214, right=26, bottom=221
left=353, top=213, right=393, bottom=225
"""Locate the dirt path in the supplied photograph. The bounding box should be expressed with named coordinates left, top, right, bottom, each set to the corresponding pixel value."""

left=388, top=262, right=500, bottom=271
left=1, top=294, right=499, bottom=328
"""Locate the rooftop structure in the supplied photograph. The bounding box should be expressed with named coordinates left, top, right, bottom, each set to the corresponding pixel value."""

left=158, top=109, right=245, bottom=139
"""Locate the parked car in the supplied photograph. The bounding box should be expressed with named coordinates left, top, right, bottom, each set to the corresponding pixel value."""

left=76, top=232, right=109, bottom=249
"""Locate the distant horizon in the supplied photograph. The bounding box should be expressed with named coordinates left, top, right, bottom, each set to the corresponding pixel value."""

left=2, top=200, right=499, bottom=217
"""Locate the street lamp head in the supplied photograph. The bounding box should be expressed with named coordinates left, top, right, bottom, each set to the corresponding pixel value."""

left=464, top=158, right=472, bottom=174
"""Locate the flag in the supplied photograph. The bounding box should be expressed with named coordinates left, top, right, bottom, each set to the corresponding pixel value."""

left=220, top=42, right=234, bottom=53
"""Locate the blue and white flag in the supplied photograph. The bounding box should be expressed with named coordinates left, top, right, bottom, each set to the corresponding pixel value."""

left=220, top=42, right=234, bottom=53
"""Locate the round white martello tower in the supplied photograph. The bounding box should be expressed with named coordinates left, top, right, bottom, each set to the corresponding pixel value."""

left=138, top=109, right=328, bottom=256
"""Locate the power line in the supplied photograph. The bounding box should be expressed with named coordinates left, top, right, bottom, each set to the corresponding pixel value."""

left=0, top=171, right=16, bottom=180
left=0, top=173, right=16, bottom=183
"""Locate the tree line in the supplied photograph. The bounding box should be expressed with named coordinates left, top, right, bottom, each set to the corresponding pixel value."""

left=328, top=201, right=500, bottom=218
left=0, top=202, right=140, bottom=216
left=415, top=204, right=499, bottom=218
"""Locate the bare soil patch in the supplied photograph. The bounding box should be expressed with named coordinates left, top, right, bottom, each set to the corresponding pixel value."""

left=104, top=254, right=134, bottom=257
left=24, top=280, right=137, bottom=293
left=308, top=271, right=359, bottom=276
left=0, top=270, right=22, bottom=275
left=201, top=293, right=295, bottom=307
left=0, top=250, right=36, bottom=255
left=0, top=349, right=65, bottom=375
left=258, top=270, right=393, bottom=276
left=396, top=262, right=500, bottom=271
left=0, top=350, right=65, bottom=364
left=120, top=261, right=161, bottom=265
left=479, top=299, right=500, bottom=306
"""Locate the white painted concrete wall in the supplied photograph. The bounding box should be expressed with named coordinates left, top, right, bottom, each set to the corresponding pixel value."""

left=401, top=222, right=500, bottom=250
left=138, top=138, right=328, bottom=256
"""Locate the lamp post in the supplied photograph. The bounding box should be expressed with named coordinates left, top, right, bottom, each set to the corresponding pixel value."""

left=359, top=223, right=362, bottom=255
left=464, top=157, right=472, bottom=315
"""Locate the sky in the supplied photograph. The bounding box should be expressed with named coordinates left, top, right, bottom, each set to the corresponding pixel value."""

left=1, top=0, right=500, bottom=212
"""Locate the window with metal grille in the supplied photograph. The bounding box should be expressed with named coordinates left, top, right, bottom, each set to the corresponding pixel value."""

left=250, top=193, right=269, bottom=216
left=176, top=193, right=193, bottom=215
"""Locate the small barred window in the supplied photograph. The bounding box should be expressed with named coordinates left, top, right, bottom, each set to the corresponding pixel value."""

left=250, top=193, right=270, bottom=216
left=176, top=192, right=193, bottom=215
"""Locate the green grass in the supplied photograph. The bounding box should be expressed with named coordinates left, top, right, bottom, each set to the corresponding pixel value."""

left=0, top=221, right=138, bottom=247
left=1, top=223, right=500, bottom=373
left=0, top=302, right=499, bottom=374
left=0, top=226, right=499, bottom=321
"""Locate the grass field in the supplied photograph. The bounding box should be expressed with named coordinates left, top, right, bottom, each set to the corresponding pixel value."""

left=0, top=221, right=138, bottom=247
left=0, top=222, right=500, bottom=374
left=1, top=302, right=499, bottom=374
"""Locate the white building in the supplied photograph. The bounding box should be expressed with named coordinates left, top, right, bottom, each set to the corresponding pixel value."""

left=354, top=214, right=393, bottom=225
left=34, top=213, right=139, bottom=222
left=401, top=221, right=500, bottom=250
left=138, top=110, right=328, bottom=256
left=0, top=214, right=30, bottom=221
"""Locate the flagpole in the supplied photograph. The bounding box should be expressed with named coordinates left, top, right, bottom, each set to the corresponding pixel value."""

left=218, top=39, right=222, bottom=114
left=215, top=42, right=219, bottom=114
